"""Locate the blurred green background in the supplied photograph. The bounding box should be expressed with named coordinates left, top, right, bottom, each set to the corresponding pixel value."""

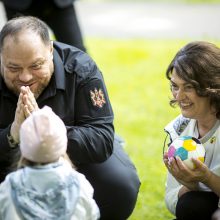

left=83, top=0, right=220, bottom=219
left=85, top=38, right=220, bottom=220
left=86, top=38, right=182, bottom=220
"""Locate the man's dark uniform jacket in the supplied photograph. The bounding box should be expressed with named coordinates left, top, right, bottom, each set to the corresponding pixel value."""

left=0, top=41, right=114, bottom=181
left=1, top=0, right=75, bottom=10
left=0, top=41, right=140, bottom=219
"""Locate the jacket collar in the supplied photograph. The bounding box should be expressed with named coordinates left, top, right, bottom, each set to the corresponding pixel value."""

left=53, top=48, right=65, bottom=90
left=0, top=77, right=17, bottom=100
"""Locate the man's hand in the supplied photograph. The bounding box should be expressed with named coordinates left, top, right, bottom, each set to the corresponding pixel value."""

left=20, top=86, right=39, bottom=117
left=10, top=93, right=26, bottom=143
left=10, top=86, right=39, bottom=143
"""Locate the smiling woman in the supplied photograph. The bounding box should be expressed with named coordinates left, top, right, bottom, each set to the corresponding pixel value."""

left=163, top=41, right=220, bottom=220
left=170, top=70, right=213, bottom=124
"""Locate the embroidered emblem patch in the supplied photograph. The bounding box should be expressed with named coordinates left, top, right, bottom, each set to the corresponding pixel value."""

left=90, top=88, right=106, bottom=108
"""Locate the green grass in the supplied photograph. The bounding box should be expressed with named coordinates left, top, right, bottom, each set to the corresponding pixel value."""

left=85, top=38, right=219, bottom=220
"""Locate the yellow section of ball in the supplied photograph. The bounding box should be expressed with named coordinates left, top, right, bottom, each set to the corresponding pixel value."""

left=183, top=139, right=197, bottom=151
left=198, top=157, right=205, bottom=163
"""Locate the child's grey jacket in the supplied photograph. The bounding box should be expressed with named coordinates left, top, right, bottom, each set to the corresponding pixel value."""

left=0, top=159, right=100, bottom=220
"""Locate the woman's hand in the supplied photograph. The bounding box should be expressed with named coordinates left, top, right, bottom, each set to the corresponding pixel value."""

left=164, top=153, right=210, bottom=182
left=190, top=158, right=212, bottom=183
left=163, top=152, right=211, bottom=189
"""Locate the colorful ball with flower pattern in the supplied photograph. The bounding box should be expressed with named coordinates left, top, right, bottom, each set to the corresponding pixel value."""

left=167, top=136, right=205, bottom=169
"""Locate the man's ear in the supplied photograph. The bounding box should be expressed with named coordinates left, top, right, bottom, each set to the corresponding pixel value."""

left=49, top=41, right=53, bottom=59
left=50, top=40, right=53, bottom=51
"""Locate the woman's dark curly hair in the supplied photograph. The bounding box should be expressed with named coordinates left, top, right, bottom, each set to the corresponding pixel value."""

left=166, top=41, right=220, bottom=119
